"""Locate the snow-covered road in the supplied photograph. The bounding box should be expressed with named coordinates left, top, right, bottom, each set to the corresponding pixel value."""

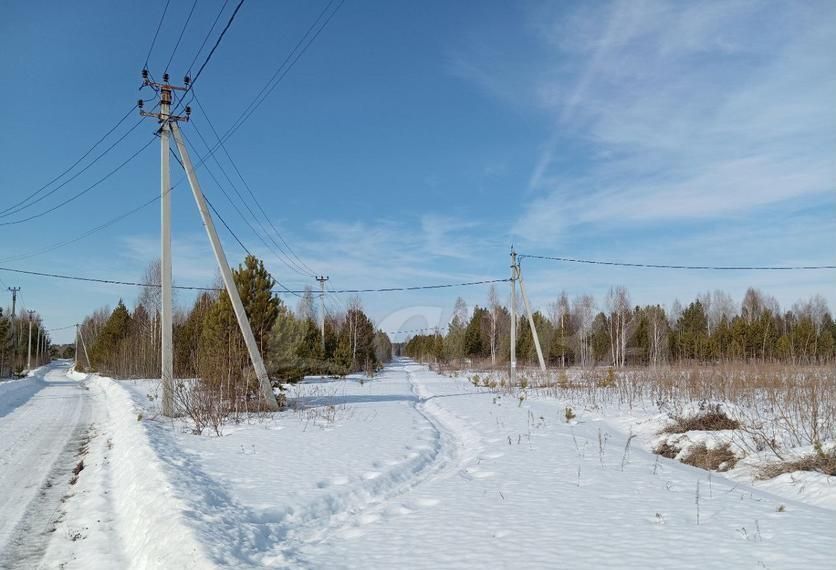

left=0, top=363, right=91, bottom=566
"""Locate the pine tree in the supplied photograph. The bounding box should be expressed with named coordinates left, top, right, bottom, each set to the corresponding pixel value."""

left=90, top=300, right=132, bottom=373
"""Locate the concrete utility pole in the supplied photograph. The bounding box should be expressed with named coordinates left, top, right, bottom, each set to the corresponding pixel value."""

left=170, top=121, right=279, bottom=411
left=74, top=323, right=79, bottom=370
left=139, top=72, right=184, bottom=416
left=26, top=310, right=35, bottom=371
left=78, top=325, right=91, bottom=371
left=35, top=329, right=41, bottom=367
left=510, top=248, right=517, bottom=385
left=8, top=287, right=19, bottom=369
left=316, top=275, right=329, bottom=353
left=139, top=70, right=278, bottom=412
left=516, top=259, right=546, bottom=372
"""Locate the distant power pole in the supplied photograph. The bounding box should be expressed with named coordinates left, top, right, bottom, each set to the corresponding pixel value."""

left=35, top=328, right=41, bottom=367
left=139, top=69, right=279, bottom=412
left=516, top=259, right=546, bottom=372
left=26, top=310, right=35, bottom=371
left=74, top=324, right=79, bottom=370
left=510, top=248, right=517, bottom=385
left=316, top=276, right=329, bottom=353
left=7, top=287, right=19, bottom=316
left=8, top=287, right=19, bottom=369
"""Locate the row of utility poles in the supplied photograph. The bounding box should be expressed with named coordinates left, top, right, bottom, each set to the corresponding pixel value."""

left=3, top=286, right=53, bottom=375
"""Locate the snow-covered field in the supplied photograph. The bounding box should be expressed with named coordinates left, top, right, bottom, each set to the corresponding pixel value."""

left=2, top=361, right=834, bottom=568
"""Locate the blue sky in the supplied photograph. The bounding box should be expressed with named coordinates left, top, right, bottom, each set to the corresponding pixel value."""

left=1, top=0, right=834, bottom=344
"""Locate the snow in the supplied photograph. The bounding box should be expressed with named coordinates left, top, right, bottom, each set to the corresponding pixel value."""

left=3, top=360, right=834, bottom=568
left=118, top=361, right=834, bottom=568
left=0, top=363, right=90, bottom=566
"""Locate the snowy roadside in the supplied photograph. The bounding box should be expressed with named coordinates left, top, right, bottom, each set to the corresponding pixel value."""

left=40, top=371, right=212, bottom=569
left=604, top=406, right=836, bottom=511
left=105, top=361, right=834, bottom=568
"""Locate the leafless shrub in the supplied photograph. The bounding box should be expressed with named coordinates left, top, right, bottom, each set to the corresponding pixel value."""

left=173, top=379, right=228, bottom=436
left=757, top=446, right=836, bottom=479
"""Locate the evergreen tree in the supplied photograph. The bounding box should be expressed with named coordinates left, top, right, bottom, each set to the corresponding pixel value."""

left=90, top=300, right=132, bottom=373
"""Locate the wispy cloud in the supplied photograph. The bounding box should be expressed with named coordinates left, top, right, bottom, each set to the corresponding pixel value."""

left=449, top=0, right=835, bottom=309
left=460, top=0, right=836, bottom=243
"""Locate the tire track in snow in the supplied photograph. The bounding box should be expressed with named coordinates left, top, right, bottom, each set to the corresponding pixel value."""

left=273, top=363, right=487, bottom=564
left=0, top=365, right=90, bottom=568
left=126, top=362, right=486, bottom=568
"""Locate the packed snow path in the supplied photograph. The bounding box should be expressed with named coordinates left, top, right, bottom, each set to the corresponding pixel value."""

left=121, top=361, right=834, bottom=569
left=0, top=363, right=91, bottom=567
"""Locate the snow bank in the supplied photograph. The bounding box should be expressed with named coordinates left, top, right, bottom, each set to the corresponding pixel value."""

left=85, top=375, right=213, bottom=569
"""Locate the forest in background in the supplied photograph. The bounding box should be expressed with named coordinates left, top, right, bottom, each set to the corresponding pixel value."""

left=403, top=286, right=835, bottom=368
left=74, top=256, right=392, bottom=404
left=0, top=308, right=51, bottom=376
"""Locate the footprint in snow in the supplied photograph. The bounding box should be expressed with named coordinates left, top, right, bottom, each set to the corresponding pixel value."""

left=384, top=504, right=414, bottom=516
left=340, top=527, right=365, bottom=539
left=412, top=498, right=440, bottom=508
left=470, top=470, right=495, bottom=479
left=358, top=513, right=381, bottom=525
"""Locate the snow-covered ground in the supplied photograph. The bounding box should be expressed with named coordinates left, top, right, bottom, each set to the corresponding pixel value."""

left=2, top=360, right=834, bottom=568
left=0, top=364, right=92, bottom=567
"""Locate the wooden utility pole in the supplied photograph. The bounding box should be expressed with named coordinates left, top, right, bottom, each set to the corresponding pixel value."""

left=316, top=276, right=329, bottom=353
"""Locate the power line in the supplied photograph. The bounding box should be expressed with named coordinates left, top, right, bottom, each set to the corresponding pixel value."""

left=174, top=130, right=312, bottom=289
left=0, top=265, right=509, bottom=295
left=186, top=0, right=230, bottom=76
left=190, top=100, right=317, bottom=276
left=0, top=137, right=156, bottom=227
left=144, top=0, right=171, bottom=68
left=168, top=147, right=303, bottom=298
left=0, top=107, right=141, bottom=218
left=386, top=324, right=450, bottom=337
left=185, top=118, right=315, bottom=278
left=0, top=192, right=167, bottom=263
left=518, top=254, right=836, bottom=271
left=183, top=0, right=245, bottom=93
left=45, top=323, right=76, bottom=333
left=175, top=0, right=343, bottom=151
left=222, top=0, right=345, bottom=138
left=317, top=279, right=512, bottom=293
left=164, top=0, right=199, bottom=73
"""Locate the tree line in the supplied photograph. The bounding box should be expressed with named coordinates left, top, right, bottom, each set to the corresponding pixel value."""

left=403, top=286, right=835, bottom=367
left=77, top=255, right=393, bottom=394
left=0, top=308, right=51, bottom=376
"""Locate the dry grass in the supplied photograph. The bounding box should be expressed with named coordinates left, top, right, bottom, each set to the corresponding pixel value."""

left=681, top=442, right=738, bottom=472
left=758, top=446, right=836, bottom=479
left=653, top=440, right=681, bottom=459
left=662, top=404, right=741, bottom=433
left=459, top=363, right=834, bottom=471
